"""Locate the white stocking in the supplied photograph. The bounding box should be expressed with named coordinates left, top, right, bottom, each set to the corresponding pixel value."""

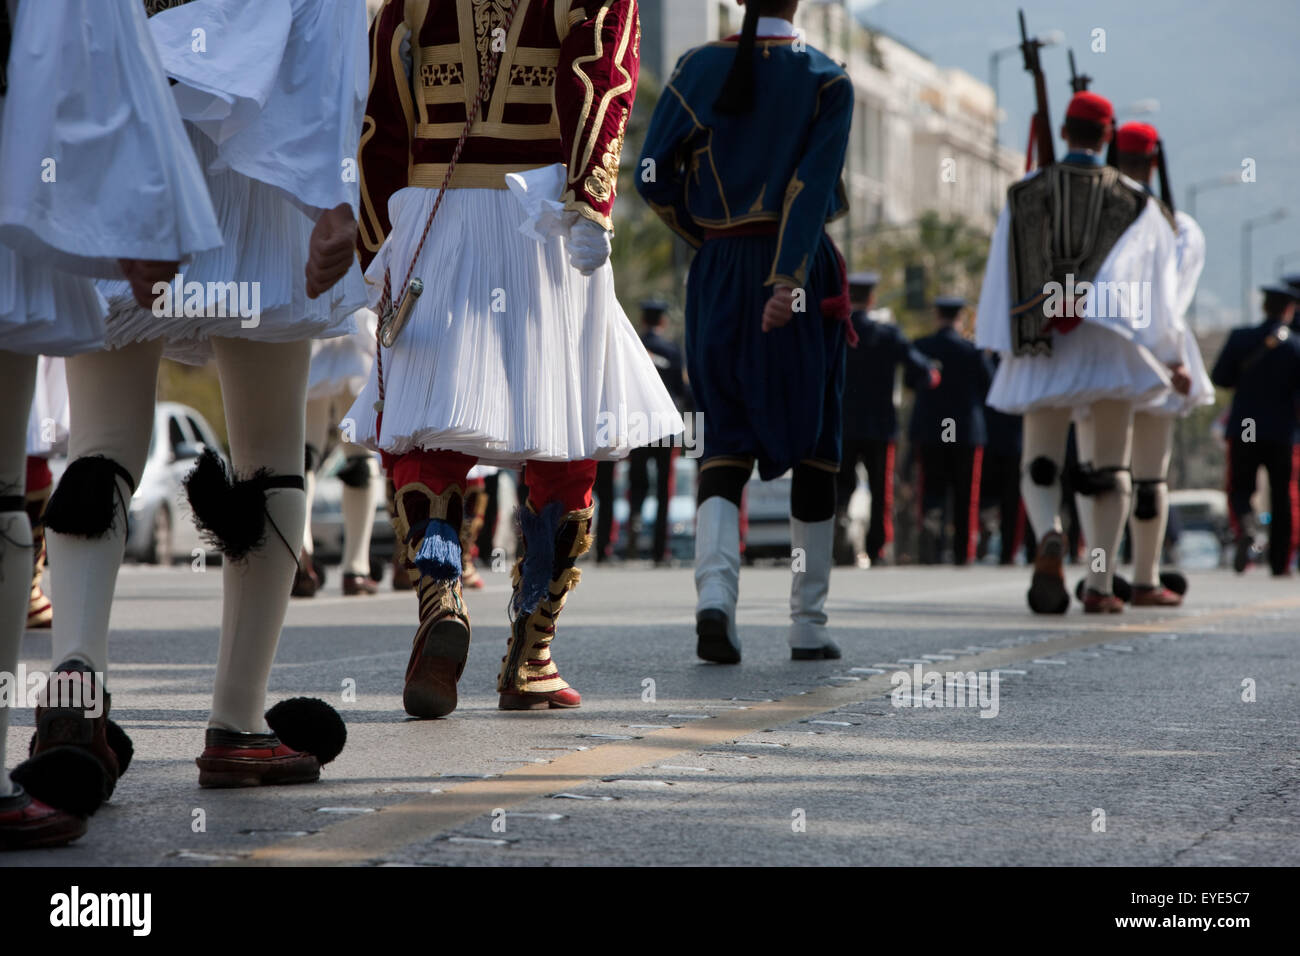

left=208, top=338, right=310, bottom=733
left=1077, top=399, right=1135, bottom=594
left=340, top=446, right=378, bottom=577
left=48, top=340, right=162, bottom=677
left=303, top=394, right=333, bottom=556
left=0, top=352, right=38, bottom=795
left=1020, top=407, right=1072, bottom=540
left=1130, top=412, right=1174, bottom=587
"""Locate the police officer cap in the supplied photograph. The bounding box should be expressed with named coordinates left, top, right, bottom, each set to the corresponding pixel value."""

left=1261, top=284, right=1299, bottom=301
left=934, top=295, right=966, bottom=310
left=848, top=271, right=880, bottom=291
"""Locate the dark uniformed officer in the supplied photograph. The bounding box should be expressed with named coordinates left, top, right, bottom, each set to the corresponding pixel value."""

left=979, top=354, right=1033, bottom=565
left=1284, top=272, right=1300, bottom=569
left=910, top=296, right=994, bottom=565
left=626, top=299, right=691, bottom=563
left=835, top=272, right=937, bottom=566
left=1211, top=285, right=1300, bottom=575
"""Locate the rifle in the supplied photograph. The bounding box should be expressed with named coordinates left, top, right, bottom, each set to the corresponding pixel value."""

left=1019, top=9, right=1056, bottom=169
left=1068, top=50, right=1091, bottom=93
left=1155, top=138, right=1176, bottom=214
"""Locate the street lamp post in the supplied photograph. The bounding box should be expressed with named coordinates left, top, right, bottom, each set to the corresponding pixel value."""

left=1185, top=173, right=1241, bottom=329
left=1274, top=251, right=1300, bottom=279
left=1242, top=208, right=1288, bottom=322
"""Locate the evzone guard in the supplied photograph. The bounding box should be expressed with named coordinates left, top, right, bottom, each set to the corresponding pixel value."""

left=13, top=0, right=369, bottom=823
left=297, top=309, right=383, bottom=599
left=974, top=89, right=1184, bottom=614
left=1107, top=121, right=1212, bottom=606
left=638, top=0, right=854, bottom=661
left=0, top=0, right=222, bottom=848
left=351, top=0, right=682, bottom=717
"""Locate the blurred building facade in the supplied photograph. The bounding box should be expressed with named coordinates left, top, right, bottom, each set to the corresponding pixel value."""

left=640, top=0, right=1024, bottom=258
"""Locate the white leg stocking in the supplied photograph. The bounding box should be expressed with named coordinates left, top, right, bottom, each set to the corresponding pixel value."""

left=1020, top=407, right=1072, bottom=540
left=0, top=352, right=38, bottom=795
left=208, top=338, right=310, bottom=733
left=1078, top=399, right=1135, bottom=595
left=1130, top=413, right=1174, bottom=587
left=48, top=341, right=162, bottom=677
left=340, top=445, right=378, bottom=577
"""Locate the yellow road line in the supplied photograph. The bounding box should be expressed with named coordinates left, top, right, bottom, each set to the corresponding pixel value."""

left=244, top=595, right=1300, bottom=865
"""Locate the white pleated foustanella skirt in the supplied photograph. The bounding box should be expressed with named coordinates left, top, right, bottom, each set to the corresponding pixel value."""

left=0, top=247, right=106, bottom=356
left=100, top=125, right=366, bottom=366
left=987, top=320, right=1171, bottom=415
left=308, top=309, right=377, bottom=401
left=350, top=170, right=684, bottom=464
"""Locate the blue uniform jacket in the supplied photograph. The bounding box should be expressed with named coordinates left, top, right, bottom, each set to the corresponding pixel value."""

left=1211, top=319, right=1300, bottom=444
left=637, top=38, right=851, bottom=289
left=843, top=311, right=933, bottom=443
left=908, top=327, right=993, bottom=447
left=636, top=34, right=853, bottom=479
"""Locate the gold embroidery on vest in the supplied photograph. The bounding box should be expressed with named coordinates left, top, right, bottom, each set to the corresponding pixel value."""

left=585, top=107, right=628, bottom=205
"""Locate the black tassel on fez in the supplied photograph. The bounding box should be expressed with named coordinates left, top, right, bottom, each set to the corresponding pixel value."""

left=183, top=448, right=300, bottom=561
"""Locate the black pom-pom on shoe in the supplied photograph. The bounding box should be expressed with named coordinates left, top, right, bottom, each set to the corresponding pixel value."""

left=265, top=697, right=347, bottom=765
left=10, top=746, right=108, bottom=818
left=105, top=719, right=134, bottom=776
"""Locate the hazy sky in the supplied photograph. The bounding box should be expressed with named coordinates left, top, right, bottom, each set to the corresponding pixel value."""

left=852, top=0, right=1300, bottom=328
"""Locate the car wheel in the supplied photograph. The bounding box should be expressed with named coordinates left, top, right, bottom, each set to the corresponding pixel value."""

left=145, top=506, right=172, bottom=565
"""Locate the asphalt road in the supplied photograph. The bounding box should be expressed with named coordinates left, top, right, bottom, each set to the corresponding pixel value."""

left=4, top=560, right=1297, bottom=867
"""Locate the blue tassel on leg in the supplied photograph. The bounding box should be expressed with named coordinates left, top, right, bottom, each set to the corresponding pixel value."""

left=413, top=518, right=462, bottom=580
left=512, top=501, right=564, bottom=617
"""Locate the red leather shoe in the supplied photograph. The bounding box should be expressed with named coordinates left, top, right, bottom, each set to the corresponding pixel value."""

left=1131, top=584, right=1182, bottom=607
left=342, top=572, right=378, bottom=596
left=498, top=686, right=582, bottom=710
left=1082, top=589, right=1124, bottom=614
left=196, top=729, right=319, bottom=788
left=14, top=666, right=126, bottom=816
left=1027, top=531, right=1070, bottom=614
left=0, top=785, right=87, bottom=850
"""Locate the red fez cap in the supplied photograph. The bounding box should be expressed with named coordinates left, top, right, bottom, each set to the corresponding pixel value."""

left=1116, top=122, right=1159, bottom=156
left=1065, top=91, right=1113, bottom=123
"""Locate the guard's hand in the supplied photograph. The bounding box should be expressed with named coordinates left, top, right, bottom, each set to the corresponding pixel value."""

left=306, top=203, right=357, bottom=299
left=1169, top=362, right=1192, bottom=396
left=928, top=367, right=942, bottom=390
left=762, top=285, right=795, bottom=332
left=568, top=218, right=612, bottom=275
left=118, top=259, right=180, bottom=309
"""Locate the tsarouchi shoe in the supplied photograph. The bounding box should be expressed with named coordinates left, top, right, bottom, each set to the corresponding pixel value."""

left=497, top=502, right=590, bottom=710
left=0, top=785, right=87, bottom=850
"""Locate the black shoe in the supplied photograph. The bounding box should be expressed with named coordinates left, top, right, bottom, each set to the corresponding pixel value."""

left=1233, top=534, right=1253, bottom=573
left=696, top=609, right=740, bottom=664
left=791, top=643, right=841, bottom=661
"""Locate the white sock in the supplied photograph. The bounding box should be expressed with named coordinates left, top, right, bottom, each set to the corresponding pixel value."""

left=0, top=350, right=37, bottom=795
left=341, top=454, right=378, bottom=577
left=48, top=341, right=160, bottom=677
left=1130, top=413, right=1174, bottom=587
left=301, top=467, right=316, bottom=555
left=1020, top=408, right=1071, bottom=540
left=209, top=486, right=306, bottom=733
left=0, top=508, right=29, bottom=797
left=208, top=338, right=310, bottom=733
